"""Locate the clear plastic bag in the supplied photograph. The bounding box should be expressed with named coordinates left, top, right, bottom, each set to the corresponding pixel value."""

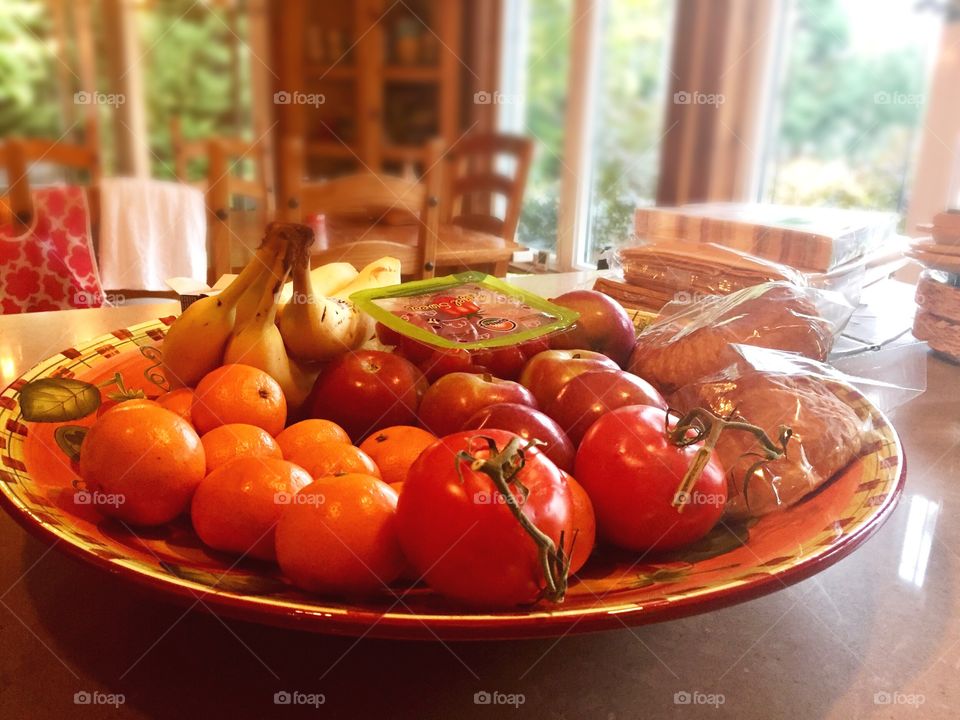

left=629, top=281, right=854, bottom=394
left=667, top=343, right=924, bottom=519
left=618, top=241, right=807, bottom=309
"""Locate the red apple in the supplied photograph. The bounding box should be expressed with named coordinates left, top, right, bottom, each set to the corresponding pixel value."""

left=519, top=349, right=619, bottom=409
left=462, top=403, right=575, bottom=473
left=306, top=350, right=428, bottom=442
left=549, top=290, right=637, bottom=367
left=543, top=369, right=667, bottom=445
left=417, top=372, right=537, bottom=435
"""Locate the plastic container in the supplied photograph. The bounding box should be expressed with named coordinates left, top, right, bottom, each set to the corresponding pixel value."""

left=351, top=271, right=580, bottom=350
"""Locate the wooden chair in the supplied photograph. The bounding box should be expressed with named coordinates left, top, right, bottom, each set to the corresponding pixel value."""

left=280, top=135, right=433, bottom=278
left=2, top=119, right=101, bottom=232
left=278, top=133, right=532, bottom=279
left=425, top=132, right=533, bottom=276
left=171, top=119, right=274, bottom=282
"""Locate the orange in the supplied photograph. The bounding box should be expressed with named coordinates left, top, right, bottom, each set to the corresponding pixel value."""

left=276, top=419, right=350, bottom=468
left=78, top=404, right=205, bottom=526
left=275, top=475, right=404, bottom=594
left=358, top=425, right=437, bottom=485
left=191, top=457, right=312, bottom=561
left=191, top=364, right=286, bottom=436
left=200, top=423, right=282, bottom=473
left=301, top=441, right=381, bottom=480
left=156, top=388, right=196, bottom=422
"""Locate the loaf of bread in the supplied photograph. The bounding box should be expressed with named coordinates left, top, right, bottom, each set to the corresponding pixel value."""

left=629, top=283, right=836, bottom=394
left=670, top=370, right=865, bottom=519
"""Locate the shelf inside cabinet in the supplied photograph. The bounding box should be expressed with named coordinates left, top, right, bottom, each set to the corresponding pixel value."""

left=383, top=66, right=441, bottom=83
left=382, top=145, right=426, bottom=162
left=305, top=65, right=357, bottom=81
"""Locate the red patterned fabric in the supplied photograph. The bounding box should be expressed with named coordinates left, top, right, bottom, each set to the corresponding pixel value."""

left=0, top=186, right=104, bottom=314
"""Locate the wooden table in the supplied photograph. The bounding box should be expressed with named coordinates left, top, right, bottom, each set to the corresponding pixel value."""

left=0, top=275, right=958, bottom=719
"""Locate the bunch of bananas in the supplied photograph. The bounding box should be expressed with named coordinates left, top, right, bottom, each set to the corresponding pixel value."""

left=161, top=222, right=400, bottom=412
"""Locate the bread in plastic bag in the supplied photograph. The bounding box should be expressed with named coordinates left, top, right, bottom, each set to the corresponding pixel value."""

left=628, top=282, right=853, bottom=394
left=670, top=370, right=864, bottom=519
left=667, top=343, right=922, bottom=519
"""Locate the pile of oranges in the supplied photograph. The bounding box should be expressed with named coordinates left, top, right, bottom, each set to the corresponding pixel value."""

left=78, top=363, right=437, bottom=594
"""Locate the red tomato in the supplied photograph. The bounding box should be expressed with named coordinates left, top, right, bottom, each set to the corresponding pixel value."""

left=575, top=406, right=726, bottom=552
left=432, top=294, right=480, bottom=317
left=397, top=430, right=575, bottom=608
left=559, top=471, right=596, bottom=576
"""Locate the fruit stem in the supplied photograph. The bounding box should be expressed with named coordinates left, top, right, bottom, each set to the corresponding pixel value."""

left=456, top=436, right=569, bottom=603
left=667, top=407, right=792, bottom=513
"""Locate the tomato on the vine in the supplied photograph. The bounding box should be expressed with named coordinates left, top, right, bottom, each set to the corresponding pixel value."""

left=397, top=429, right=575, bottom=608
left=559, top=471, right=596, bottom=575
left=575, top=405, right=726, bottom=552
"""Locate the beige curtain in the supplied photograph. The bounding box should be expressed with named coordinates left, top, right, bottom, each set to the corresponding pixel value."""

left=656, top=0, right=784, bottom=205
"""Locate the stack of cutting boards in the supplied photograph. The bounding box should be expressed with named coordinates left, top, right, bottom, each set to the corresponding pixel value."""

left=912, top=212, right=960, bottom=362
left=594, top=204, right=907, bottom=312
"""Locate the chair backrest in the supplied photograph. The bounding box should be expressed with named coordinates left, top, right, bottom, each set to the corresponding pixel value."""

left=208, top=137, right=274, bottom=281
left=169, top=117, right=209, bottom=191
left=429, top=133, right=533, bottom=243
left=279, top=138, right=425, bottom=226
left=2, top=120, right=101, bottom=230
left=172, top=121, right=274, bottom=281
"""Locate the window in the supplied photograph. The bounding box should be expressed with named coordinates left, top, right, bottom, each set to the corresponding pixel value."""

left=582, top=0, right=673, bottom=266
left=501, top=0, right=575, bottom=256
left=760, top=0, right=942, bottom=222
left=501, top=0, right=672, bottom=267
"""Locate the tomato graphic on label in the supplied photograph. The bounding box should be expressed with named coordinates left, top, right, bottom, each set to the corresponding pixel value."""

left=431, top=294, right=480, bottom=318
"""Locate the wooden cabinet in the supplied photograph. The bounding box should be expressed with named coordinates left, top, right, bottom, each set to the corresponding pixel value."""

left=270, top=0, right=469, bottom=185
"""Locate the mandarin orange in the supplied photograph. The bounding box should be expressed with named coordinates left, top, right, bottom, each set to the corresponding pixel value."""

left=191, top=457, right=312, bottom=561
left=275, top=419, right=350, bottom=468
left=275, top=475, right=404, bottom=594
left=192, top=364, right=286, bottom=436
left=200, top=423, right=282, bottom=473
left=78, top=404, right=205, bottom=525
left=358, top=425, right=437, bottom=485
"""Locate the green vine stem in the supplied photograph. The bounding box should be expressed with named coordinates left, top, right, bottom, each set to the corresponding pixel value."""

left=456, top=436, right=570, bottom=603
left=667, top=407, right=793, bottom=514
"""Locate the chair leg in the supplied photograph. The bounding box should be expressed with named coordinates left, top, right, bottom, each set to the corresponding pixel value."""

left=492, top=260, right=509, bottom=277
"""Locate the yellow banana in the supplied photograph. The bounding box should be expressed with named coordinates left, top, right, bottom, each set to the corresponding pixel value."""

left=223, top=224, right=318, bottom=412
left=332, top=256, right=400, bottom=299
left=277, top=247, right=370, bottom=363
left=161, top=235, right=281, bottom=388
left=278, top=261, right=358, bottom=305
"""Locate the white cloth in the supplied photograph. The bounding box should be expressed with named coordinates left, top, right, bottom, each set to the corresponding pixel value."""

left=98, top=177, right=207, bottom=290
